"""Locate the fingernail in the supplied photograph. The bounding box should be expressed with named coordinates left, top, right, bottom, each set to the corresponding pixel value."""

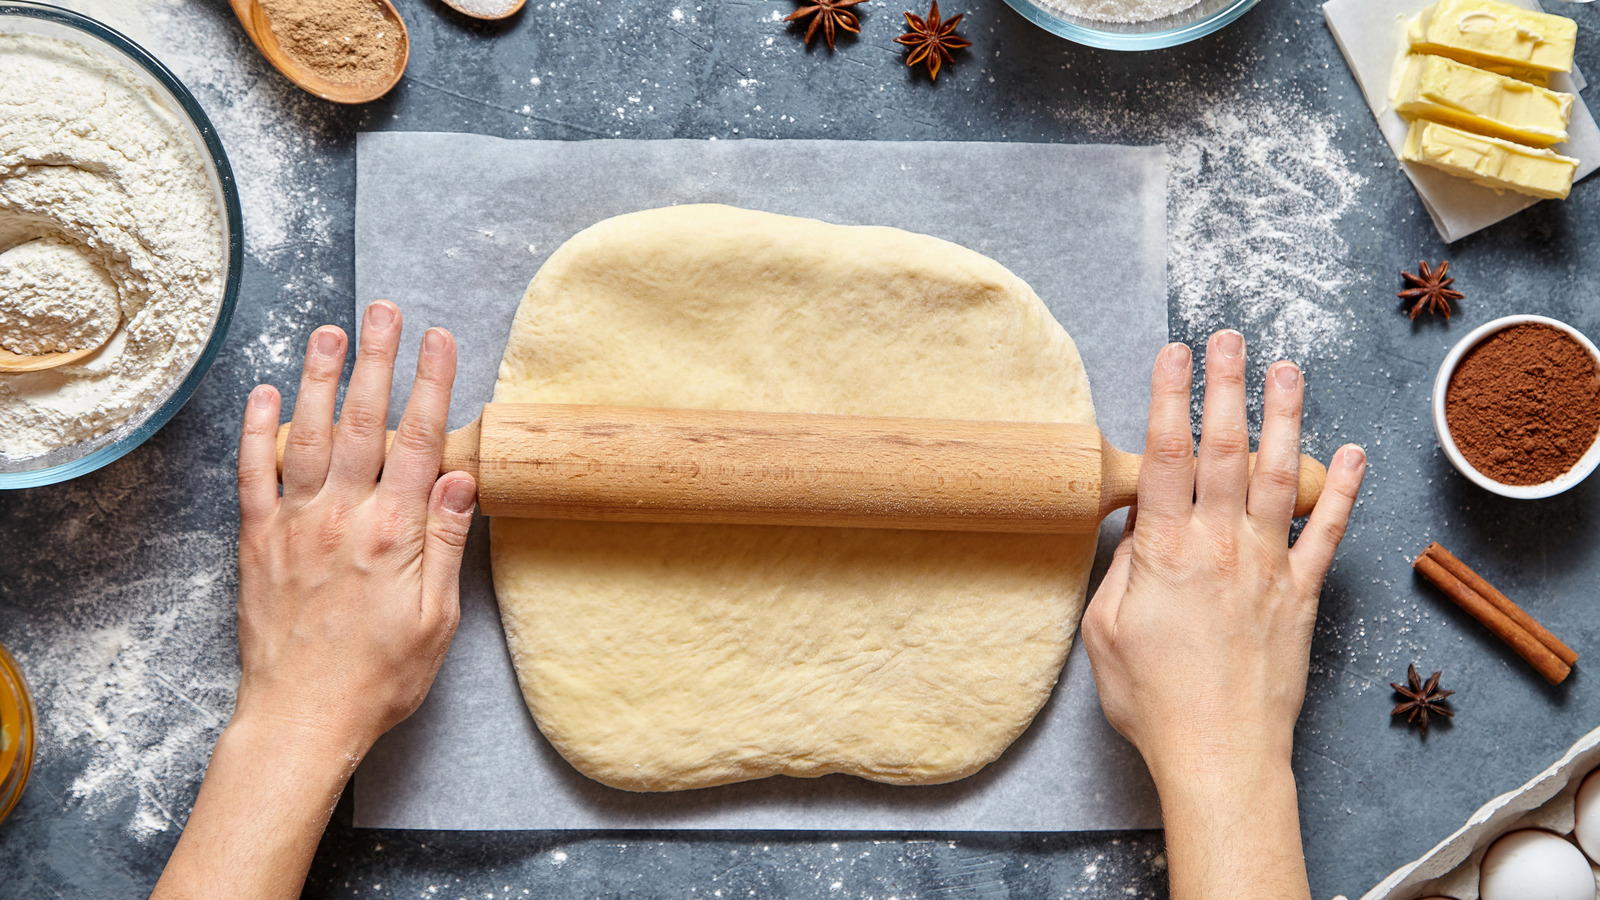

left=442, top=478, right=476, bottom=514
left=424, top=328, right=448, bottom=355
left=367, top=301, right=396, bottom=328
left=1343, top=445, right=1367, bottom=470
left=313, top=329, right=342, bottom=358
left=1272, top=363, right=1301, bottom=391
left=1215, top=330, right=1244, bottom=359
left=250, top=385, right=274, bottom=408
left=1161, top=342, right=1192, bottom=371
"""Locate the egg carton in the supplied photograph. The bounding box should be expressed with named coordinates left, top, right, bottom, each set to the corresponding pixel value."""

left=1336, top=724, right=1600, bottom=900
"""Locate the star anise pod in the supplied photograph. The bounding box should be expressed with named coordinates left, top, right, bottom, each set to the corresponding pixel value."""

left=1398, top=260, right=1464, bottom=320
left=785, top=0, right=866, bottom=50
left=894, top=0, right=970, bottom=81
left=1391, top=664, right=1454, bottom=736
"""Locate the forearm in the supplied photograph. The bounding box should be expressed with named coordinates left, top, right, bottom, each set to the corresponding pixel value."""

left=151, top=714, right=363, bottom=900
left=1152, top=753, right=1311, bottom=900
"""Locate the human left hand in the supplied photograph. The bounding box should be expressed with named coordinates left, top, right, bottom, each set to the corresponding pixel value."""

left=233, top=300, right=478, bottom=757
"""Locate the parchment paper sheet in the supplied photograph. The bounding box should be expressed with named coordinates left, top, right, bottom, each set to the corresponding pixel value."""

left=352, top=133, right=1167, bottom=831
left=1323, top=0, right=1600, bottom=243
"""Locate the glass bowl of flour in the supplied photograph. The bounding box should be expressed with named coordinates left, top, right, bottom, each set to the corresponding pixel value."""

left=998, top=0, right=1260, bottom=49
left=0, top=2, right=242, bottom=488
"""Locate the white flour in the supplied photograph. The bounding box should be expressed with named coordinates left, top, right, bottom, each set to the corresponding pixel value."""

left=0, top=33, right=225, bottom=459
left=0, top=236, right=122, bottom=355
left=1164, top=103, right=1365, bottom=368
left=1049, top=75, right=1367, bottom=368
left=1034, top=0, right=1201, bottom=24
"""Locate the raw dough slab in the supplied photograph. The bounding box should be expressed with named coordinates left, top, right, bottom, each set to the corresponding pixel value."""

left=351, top=133, right=1166, bottom=831
left=491, top=205, right=1098, bottom=791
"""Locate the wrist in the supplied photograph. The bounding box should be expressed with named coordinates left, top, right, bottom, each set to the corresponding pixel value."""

left=1154, top=755, right=1309, bottom=900
left=1144, top=732, right=1295, bottom=802
left=224, top=701, right=374, bottom=776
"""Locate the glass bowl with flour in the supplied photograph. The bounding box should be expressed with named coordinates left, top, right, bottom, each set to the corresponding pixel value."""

left=997, top=0, right=1261, bottom=49
left=0, top=2, right=241, bottom=488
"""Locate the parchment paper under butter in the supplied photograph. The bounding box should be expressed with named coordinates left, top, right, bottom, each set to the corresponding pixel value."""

left=351, top=133, right=1167, bottom=832
left=1323, top=0, right=1600, bottom=244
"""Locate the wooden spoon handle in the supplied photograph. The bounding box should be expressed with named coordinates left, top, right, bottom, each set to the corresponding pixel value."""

left=272, top=404, right=1326, bottom=533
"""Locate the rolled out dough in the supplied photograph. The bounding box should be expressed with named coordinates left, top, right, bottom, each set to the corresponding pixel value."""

left=490, top=205, right=1098, bottom=792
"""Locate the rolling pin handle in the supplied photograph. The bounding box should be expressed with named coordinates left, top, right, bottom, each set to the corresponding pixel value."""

left=273, top=418, right=482, bottom=480
left=1097, top=444, right=1328, bottom=519
left=1291, top=455, right=1328, bottom=518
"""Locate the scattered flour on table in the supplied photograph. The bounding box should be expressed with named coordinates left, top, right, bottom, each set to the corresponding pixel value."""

left=1165, top=102, right=1364, bottom=367
left=9, top=472, right=238, bottom=840
left=1050, top=78, right=1366, bottom=368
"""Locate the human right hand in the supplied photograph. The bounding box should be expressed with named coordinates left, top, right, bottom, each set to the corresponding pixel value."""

left=1079, top=331, right=1363, bottom=900
left=1081, top=330, right=1365, bottom=786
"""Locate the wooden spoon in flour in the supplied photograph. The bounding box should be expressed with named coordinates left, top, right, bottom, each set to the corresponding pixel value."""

left=228, top=0, right=409, bottom=104
left=0, top=316, right=119, bottom=374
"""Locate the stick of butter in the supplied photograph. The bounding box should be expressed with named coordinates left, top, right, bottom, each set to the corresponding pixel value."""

left=1407, top=0, right=1576, bottom=78
left=1402, top=119, right=1578, bottom=199
left=1393, top=54, right=1573, bottom=147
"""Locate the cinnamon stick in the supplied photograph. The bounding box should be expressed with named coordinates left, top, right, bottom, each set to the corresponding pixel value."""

left=1413, top=551, right=1572, bottom=686
left=1421, top=542, right=1579, bottom=667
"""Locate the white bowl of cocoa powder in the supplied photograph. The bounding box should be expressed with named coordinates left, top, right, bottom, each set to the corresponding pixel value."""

left=1433, top=315, right=1600, bottom=499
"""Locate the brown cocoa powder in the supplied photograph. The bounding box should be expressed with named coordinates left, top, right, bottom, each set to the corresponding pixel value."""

left=1445, top=322, right=1600, bottom=486
left=262, top=0, right=402, bottom=87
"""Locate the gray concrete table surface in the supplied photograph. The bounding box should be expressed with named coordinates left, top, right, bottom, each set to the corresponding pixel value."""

left=3, top=0, right=1600, bottom=896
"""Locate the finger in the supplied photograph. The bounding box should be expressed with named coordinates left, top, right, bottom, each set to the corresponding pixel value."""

left=1290, top=444, right=1366, bottom=583
left=421, top=472, right=477, bottom=621
left=238, top=384, right=282, bottom=526
left=281, top=327, right=347, bottom=504
left=1135, top=342, right=1197, bottom=529
left=1246, top=361, right=1305, bottom=533
left=1194, top=329, right=1251, bottom=520
left=328, top=301, right=403, bottom=492
left=1087, top=505, right=1138, bottom=626
left=380, top=328, right=458, bottom=519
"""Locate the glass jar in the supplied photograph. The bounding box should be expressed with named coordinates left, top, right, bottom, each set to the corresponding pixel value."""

left=0, top=640, right=34, bottom=823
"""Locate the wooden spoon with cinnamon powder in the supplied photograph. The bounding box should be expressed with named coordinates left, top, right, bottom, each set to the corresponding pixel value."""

left=229, top=0, right=409, bottom=104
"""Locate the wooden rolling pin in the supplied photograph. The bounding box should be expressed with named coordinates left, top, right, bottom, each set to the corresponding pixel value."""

left=273, top=403, right=1327, bottom=534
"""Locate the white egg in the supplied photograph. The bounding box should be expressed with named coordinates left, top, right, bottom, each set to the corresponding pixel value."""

left=1575, top=768, right=1600, bottom=862
left=1479, top=829, right=1596, bottom=900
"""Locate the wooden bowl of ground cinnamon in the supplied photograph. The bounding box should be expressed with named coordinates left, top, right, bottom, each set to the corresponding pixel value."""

left=1433, top=315, right=1600, bottom=499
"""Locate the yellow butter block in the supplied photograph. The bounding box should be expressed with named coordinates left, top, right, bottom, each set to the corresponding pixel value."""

left=1393, top=54, right=1572, bottom=146
left=1402, top=119, right=1577, bottom=199
left=1408, top=0, right=1576, bottom=77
